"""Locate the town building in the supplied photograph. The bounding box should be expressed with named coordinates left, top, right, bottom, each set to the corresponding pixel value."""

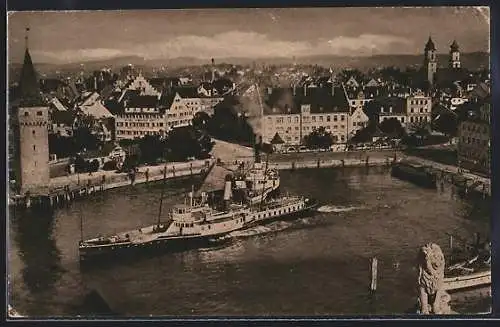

left=457, top=97, right=491, bottom=176
left=348, top=106, right=370, bottom=139
left=366, top=97, right=408, bottom=127
left=261, top=84, right=351, bottom=145
left=405, top=91, right=432, bottom=125
left=112, top=73, right=167, bottom=140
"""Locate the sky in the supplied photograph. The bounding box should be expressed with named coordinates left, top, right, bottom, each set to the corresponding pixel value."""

left=7, top=7, right=490, bottom=64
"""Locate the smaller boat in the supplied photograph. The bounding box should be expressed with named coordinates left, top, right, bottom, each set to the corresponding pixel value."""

left=444, top=241, right=491, bottom=292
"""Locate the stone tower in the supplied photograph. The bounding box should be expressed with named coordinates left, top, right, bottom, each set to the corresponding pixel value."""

left=449, top=40, right=461, bottom=69
left=12, top=28, right=50, bottom=194
left=424, top=36, right=438, bottom=85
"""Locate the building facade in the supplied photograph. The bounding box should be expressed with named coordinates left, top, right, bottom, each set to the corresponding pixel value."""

left=457, top=99, right=491, bottom=176
left=261, top=85, right=350, bottom=145
left=406, top=92, right=432, bottom=125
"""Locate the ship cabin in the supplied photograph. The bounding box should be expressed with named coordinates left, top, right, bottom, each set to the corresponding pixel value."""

left=168, top=204, right=199, bottom=235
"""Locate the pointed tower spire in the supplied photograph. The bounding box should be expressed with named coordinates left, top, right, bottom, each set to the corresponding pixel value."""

left=18, top=27, right=45, bottom=107
left=425, top=35, right=436, bottom=51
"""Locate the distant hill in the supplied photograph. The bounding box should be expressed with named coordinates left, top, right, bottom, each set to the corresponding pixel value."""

left=8, top=52, right=489, bottom=83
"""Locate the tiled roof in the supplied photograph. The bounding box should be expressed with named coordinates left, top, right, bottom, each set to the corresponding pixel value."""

left=174, top=87, right=200, bottom=98
left=435, top=68, right=469, bottom=87
left=79, top=92, right=114, bottom=118
left=51, top=110, right=75, bottom=125
left=263, top=85, right=350, bottom=115
left=125, top=95, right=159, bottom=108
left=149, top=77, right=181, bottom=90
left=367, top=97, right=406, bottom=116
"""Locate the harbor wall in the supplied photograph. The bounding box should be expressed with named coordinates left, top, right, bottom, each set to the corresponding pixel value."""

left=10, top=159, right=214, bottom=209
left=268, top=156, right=398, bottom=171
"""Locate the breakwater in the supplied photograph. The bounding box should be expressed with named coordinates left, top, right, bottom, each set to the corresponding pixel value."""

left=10, top=159, right=214, bottom=210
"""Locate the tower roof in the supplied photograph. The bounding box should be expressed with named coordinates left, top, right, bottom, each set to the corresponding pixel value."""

left=450, top=40, right=459, bottom=51
left=425, top=36, right=436, bottom=51
left=17, top=28, right=45, bottom=107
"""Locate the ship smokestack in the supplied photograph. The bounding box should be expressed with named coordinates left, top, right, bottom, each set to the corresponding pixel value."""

left=223, top=175, right=233, bottom=211
left=254, top=135, right=262, bottom=164
left=223, top=181, right=232, bottom=201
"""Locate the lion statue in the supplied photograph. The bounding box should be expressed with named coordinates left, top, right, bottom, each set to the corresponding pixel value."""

left=416, top=243, right=452, bottom=314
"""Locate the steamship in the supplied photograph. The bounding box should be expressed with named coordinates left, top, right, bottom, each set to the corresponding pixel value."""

left=79, top=179, right=250, bottom=262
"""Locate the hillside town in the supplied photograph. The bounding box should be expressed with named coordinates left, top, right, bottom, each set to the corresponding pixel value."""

left=9, top=33, right=491, bottom=197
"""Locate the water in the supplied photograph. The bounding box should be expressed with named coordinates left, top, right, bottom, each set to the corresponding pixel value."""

left=8, top=166, right=490, bottom=316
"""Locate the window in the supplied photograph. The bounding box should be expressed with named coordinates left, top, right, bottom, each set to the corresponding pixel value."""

left=33, top=145, right=36, bottom=151
left=32, top=130, right=35, bottom=136
left=340, top=115, right=345, bottom=121
left=333, top=115, right=338, bottom=122
left=24, top=112, right=29, bottom=117
left=326, top=115, right=331, bottom=122
left=37, top=111, right=43, bottom=116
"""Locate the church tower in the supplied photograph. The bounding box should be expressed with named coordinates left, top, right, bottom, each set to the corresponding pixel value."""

left=424, top=36, right=438, bottom=85
left=12, top=28, right=50, bottom=194
left=449, top=40, right=461, bottom=69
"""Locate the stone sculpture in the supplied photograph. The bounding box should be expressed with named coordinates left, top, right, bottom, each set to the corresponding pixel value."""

left=416, top=243, right=452, bottom=314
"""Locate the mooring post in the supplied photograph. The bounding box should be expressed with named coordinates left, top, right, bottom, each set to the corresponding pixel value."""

left=291, top=161, right=296, bottom=170
left=365, top=156, right=370, bottom=167
left=449, top=235, right=454, bottom=251
left=370, top=257, right=378, bottom=293
left=317, top=159, right=320, bottom=168
left=341, top=159, right=345, bottom=168
left=25, top=193, right=31, bottom=209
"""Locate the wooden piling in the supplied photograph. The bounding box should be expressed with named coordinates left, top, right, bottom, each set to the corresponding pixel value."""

left=370, top=257, right=378, bottom=293
left=449, top=235, right=454, bottom=250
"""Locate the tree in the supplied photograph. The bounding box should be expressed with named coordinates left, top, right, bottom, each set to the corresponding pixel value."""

left=433, top=112, right=458, bottom=137
left=304, top=127, right=334, bottom=149
left=89, top=159, right=100, bottom=172
left=138, top=134, right=166, bottom=164
left=73, top=127, right=100, bottom=152
left=192, top=111, right=211, bottom=131
left=74, top=155, right=88, bottom=173
left=166, top=126, right=214, bottom=161
left=379, top=118, right=405, bottom=138
left=409, top=121, right=431, bottom=139
left=351, top=122, right=376, bottom=144
left=102, top=160, right=118, bottom=171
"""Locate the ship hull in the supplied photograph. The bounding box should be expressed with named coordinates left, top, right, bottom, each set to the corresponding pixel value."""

left=79, top=232, right=230, bottom=265
left=244, top=198, right=319, bottom=229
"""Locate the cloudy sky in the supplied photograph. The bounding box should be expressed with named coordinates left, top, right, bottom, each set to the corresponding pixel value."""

left=8, top=7, right=490, bottom=64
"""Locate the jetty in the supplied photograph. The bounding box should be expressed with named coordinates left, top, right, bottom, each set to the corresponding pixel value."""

left=392, top=156, right=490, bottom=197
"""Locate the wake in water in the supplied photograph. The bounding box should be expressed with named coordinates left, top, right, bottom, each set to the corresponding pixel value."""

left=316, top=204, right=366, bottom=213
left=229, top=220, right=294, bottom=238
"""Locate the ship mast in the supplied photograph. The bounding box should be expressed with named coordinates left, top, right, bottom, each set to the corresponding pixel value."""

left=79, top=201, right=84, bottom=242
left=190, top=184, right=194, bottom=207
left=259, top=152, right=269, bottom=210
left=157, top=164, right=168, bottom=226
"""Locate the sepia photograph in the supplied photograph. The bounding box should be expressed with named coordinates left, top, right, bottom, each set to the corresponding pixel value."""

left=7, top=7, right=491, bottom=318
